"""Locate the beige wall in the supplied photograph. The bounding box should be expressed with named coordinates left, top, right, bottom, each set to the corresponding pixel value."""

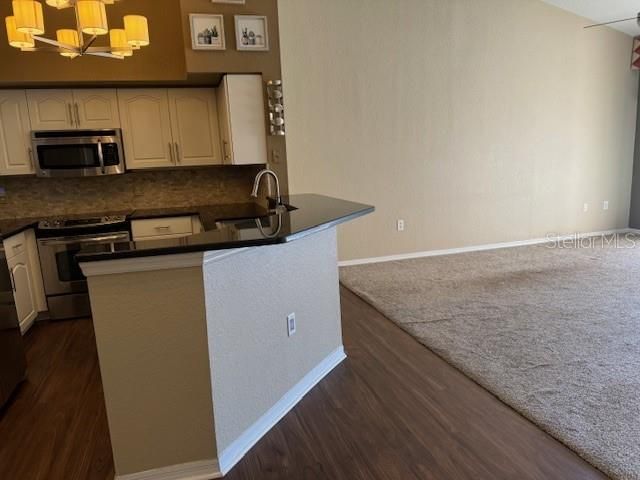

left=279, top=0, right=639, bottom=261
left=88, top=265, right=216, bottom=476
left=179, top=0, right=289, bottom=190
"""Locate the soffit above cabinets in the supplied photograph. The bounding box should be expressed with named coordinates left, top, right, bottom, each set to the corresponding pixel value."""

left=540, top=0, right=640, bottom=36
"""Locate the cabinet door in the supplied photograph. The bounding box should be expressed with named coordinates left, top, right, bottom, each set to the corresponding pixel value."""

left=0, top=90, right=34, bottom=176
left=27, top=89, right=75, bottom=130
left=9, top=256, right=37, bottom=334
left=117, top=89, right=174, bottom=169
left=220, top=75, right=268, bottom=165
left=168, top=89, right=222, bottom=167
left=73, top=89, right=120, bottom=129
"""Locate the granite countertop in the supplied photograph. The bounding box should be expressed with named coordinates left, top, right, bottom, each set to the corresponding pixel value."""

left=77, top=194, right=374, bottom=262
left=0, top=217, right=41, bottom=240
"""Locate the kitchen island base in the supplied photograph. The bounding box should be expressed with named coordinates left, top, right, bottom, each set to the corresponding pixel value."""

left=82, top=227, right=344, bottom=480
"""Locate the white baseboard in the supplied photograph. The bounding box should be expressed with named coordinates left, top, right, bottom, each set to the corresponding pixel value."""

left=339, top=228, right=632, bottom=267
left=115, top=459, right=221, bottom=480
left=217, top=346, right=347, bottom=475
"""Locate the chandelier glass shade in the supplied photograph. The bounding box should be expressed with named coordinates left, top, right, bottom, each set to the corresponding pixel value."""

left=12, top=1, right=45, bottom=35
left=5, top=0, right=149, bottom=59
left=123, top=14, right=148, bottom=47
left=77, top=0, right=108, bottom=35
left=45, top=0, right=72, bottom=8
left=56, top=28, right=79, bottom=57
left=109, top=28, right=131, bottom=56
left=5, top=16, right=35, bottom=48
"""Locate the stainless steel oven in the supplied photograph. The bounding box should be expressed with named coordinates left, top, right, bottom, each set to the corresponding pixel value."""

left=37, top=218, right=130, bottom=320
left=32, top=129, right=125, bottom=178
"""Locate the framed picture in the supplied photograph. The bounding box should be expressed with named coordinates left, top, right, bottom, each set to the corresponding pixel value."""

left=211, top=0, right=245, bottom=3
left=190, top=14, right=226, bottom=51
left=235, top=15, right=269, bottom=51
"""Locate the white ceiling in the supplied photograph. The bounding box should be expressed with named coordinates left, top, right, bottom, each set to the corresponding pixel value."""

left=540, top=0, right=640, bottom=36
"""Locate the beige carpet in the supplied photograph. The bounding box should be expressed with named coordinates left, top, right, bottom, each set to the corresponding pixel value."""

left=340, top=234, right=640, bottom=480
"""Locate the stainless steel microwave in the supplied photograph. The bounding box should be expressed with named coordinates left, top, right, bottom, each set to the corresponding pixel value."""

left=31, top=129, right=125, bottom=178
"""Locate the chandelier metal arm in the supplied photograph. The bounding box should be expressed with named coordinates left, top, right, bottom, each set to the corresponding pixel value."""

left=81, top=34, right=98, bottom=53
left=86, top=51, right=124, bottom=60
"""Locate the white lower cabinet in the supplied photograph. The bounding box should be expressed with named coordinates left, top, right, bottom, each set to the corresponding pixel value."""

left=7, top=250, right=37, bottom=334
left=4, top=229, right=46, bottom=334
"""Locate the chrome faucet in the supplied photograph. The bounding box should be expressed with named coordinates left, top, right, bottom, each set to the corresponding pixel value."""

left=251, top=168, right=283, bottom=212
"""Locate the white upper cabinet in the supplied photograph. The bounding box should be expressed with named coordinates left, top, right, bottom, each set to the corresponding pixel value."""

left=27, top=89, right=120, bottom=130
left=216, top=75, right=267, bottom=166
left=118, top=89, right=174, bottom=169
left=168, top=89, right=221, bottom=167
left=0, top=90, right=34, bottom=176
left=27, top=89, right=75, bottom=130
left=73, top=89, right=120, bottom=129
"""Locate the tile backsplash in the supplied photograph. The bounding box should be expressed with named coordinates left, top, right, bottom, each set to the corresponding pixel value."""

left=0, top=166, right=262, bottom=219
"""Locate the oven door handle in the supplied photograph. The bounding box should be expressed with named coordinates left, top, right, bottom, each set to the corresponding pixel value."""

left=38, top=234, right=130, bottom=246
left=97, top=139, right=105, bottom=175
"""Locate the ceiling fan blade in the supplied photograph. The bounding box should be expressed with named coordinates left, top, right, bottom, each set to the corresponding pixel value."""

left=584, top=15, right=639, bottom=29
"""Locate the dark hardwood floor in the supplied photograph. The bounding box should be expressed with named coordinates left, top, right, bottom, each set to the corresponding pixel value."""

left=0, top=287, right=606, bottom=480
left=0, top=317, right=113, bottom=480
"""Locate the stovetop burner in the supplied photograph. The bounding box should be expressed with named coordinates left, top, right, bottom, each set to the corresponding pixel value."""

left=38, top=215, right=128, bottom=231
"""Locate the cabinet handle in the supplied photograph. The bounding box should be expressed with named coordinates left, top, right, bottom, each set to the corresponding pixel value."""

left=74, top=103, right=81, bottom=127
left=174, top=142, right=180, bottom=164
left=12, top=243, right=23, bottom=250
left=67, top=103, right=74, bottom=126
left=223, top=141, right=231, bottom=163
left=155, top=226, right=171, bottom=231
left=9, top=268, right=16, bottom=292
left=168, top=142, right=174, bottom=163
left=28, top=147, right=35, bottom=170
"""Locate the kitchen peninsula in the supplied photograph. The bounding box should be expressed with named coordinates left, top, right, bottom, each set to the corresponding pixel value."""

left=77, top=194, right=373, bottom=480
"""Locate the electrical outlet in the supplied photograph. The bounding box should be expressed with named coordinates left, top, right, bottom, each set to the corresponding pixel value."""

left=287, top=313, right=296, bottom=337
left=603, top=201, right=609, bottom=211
left=583, top=203, right=589, bottom=213
left=397, top=219, right=405, bottom=232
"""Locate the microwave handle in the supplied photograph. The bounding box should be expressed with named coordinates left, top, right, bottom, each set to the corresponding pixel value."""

left=97, top=140, right=105, bottom=174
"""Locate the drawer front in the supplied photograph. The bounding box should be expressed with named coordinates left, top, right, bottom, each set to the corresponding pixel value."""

left=131, top=217, right=194, bottom=240
left=3, top=231, right=27, bottom=260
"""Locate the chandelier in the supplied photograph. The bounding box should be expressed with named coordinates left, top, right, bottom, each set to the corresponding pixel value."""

left=5, top=0, right=149, bottom=59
